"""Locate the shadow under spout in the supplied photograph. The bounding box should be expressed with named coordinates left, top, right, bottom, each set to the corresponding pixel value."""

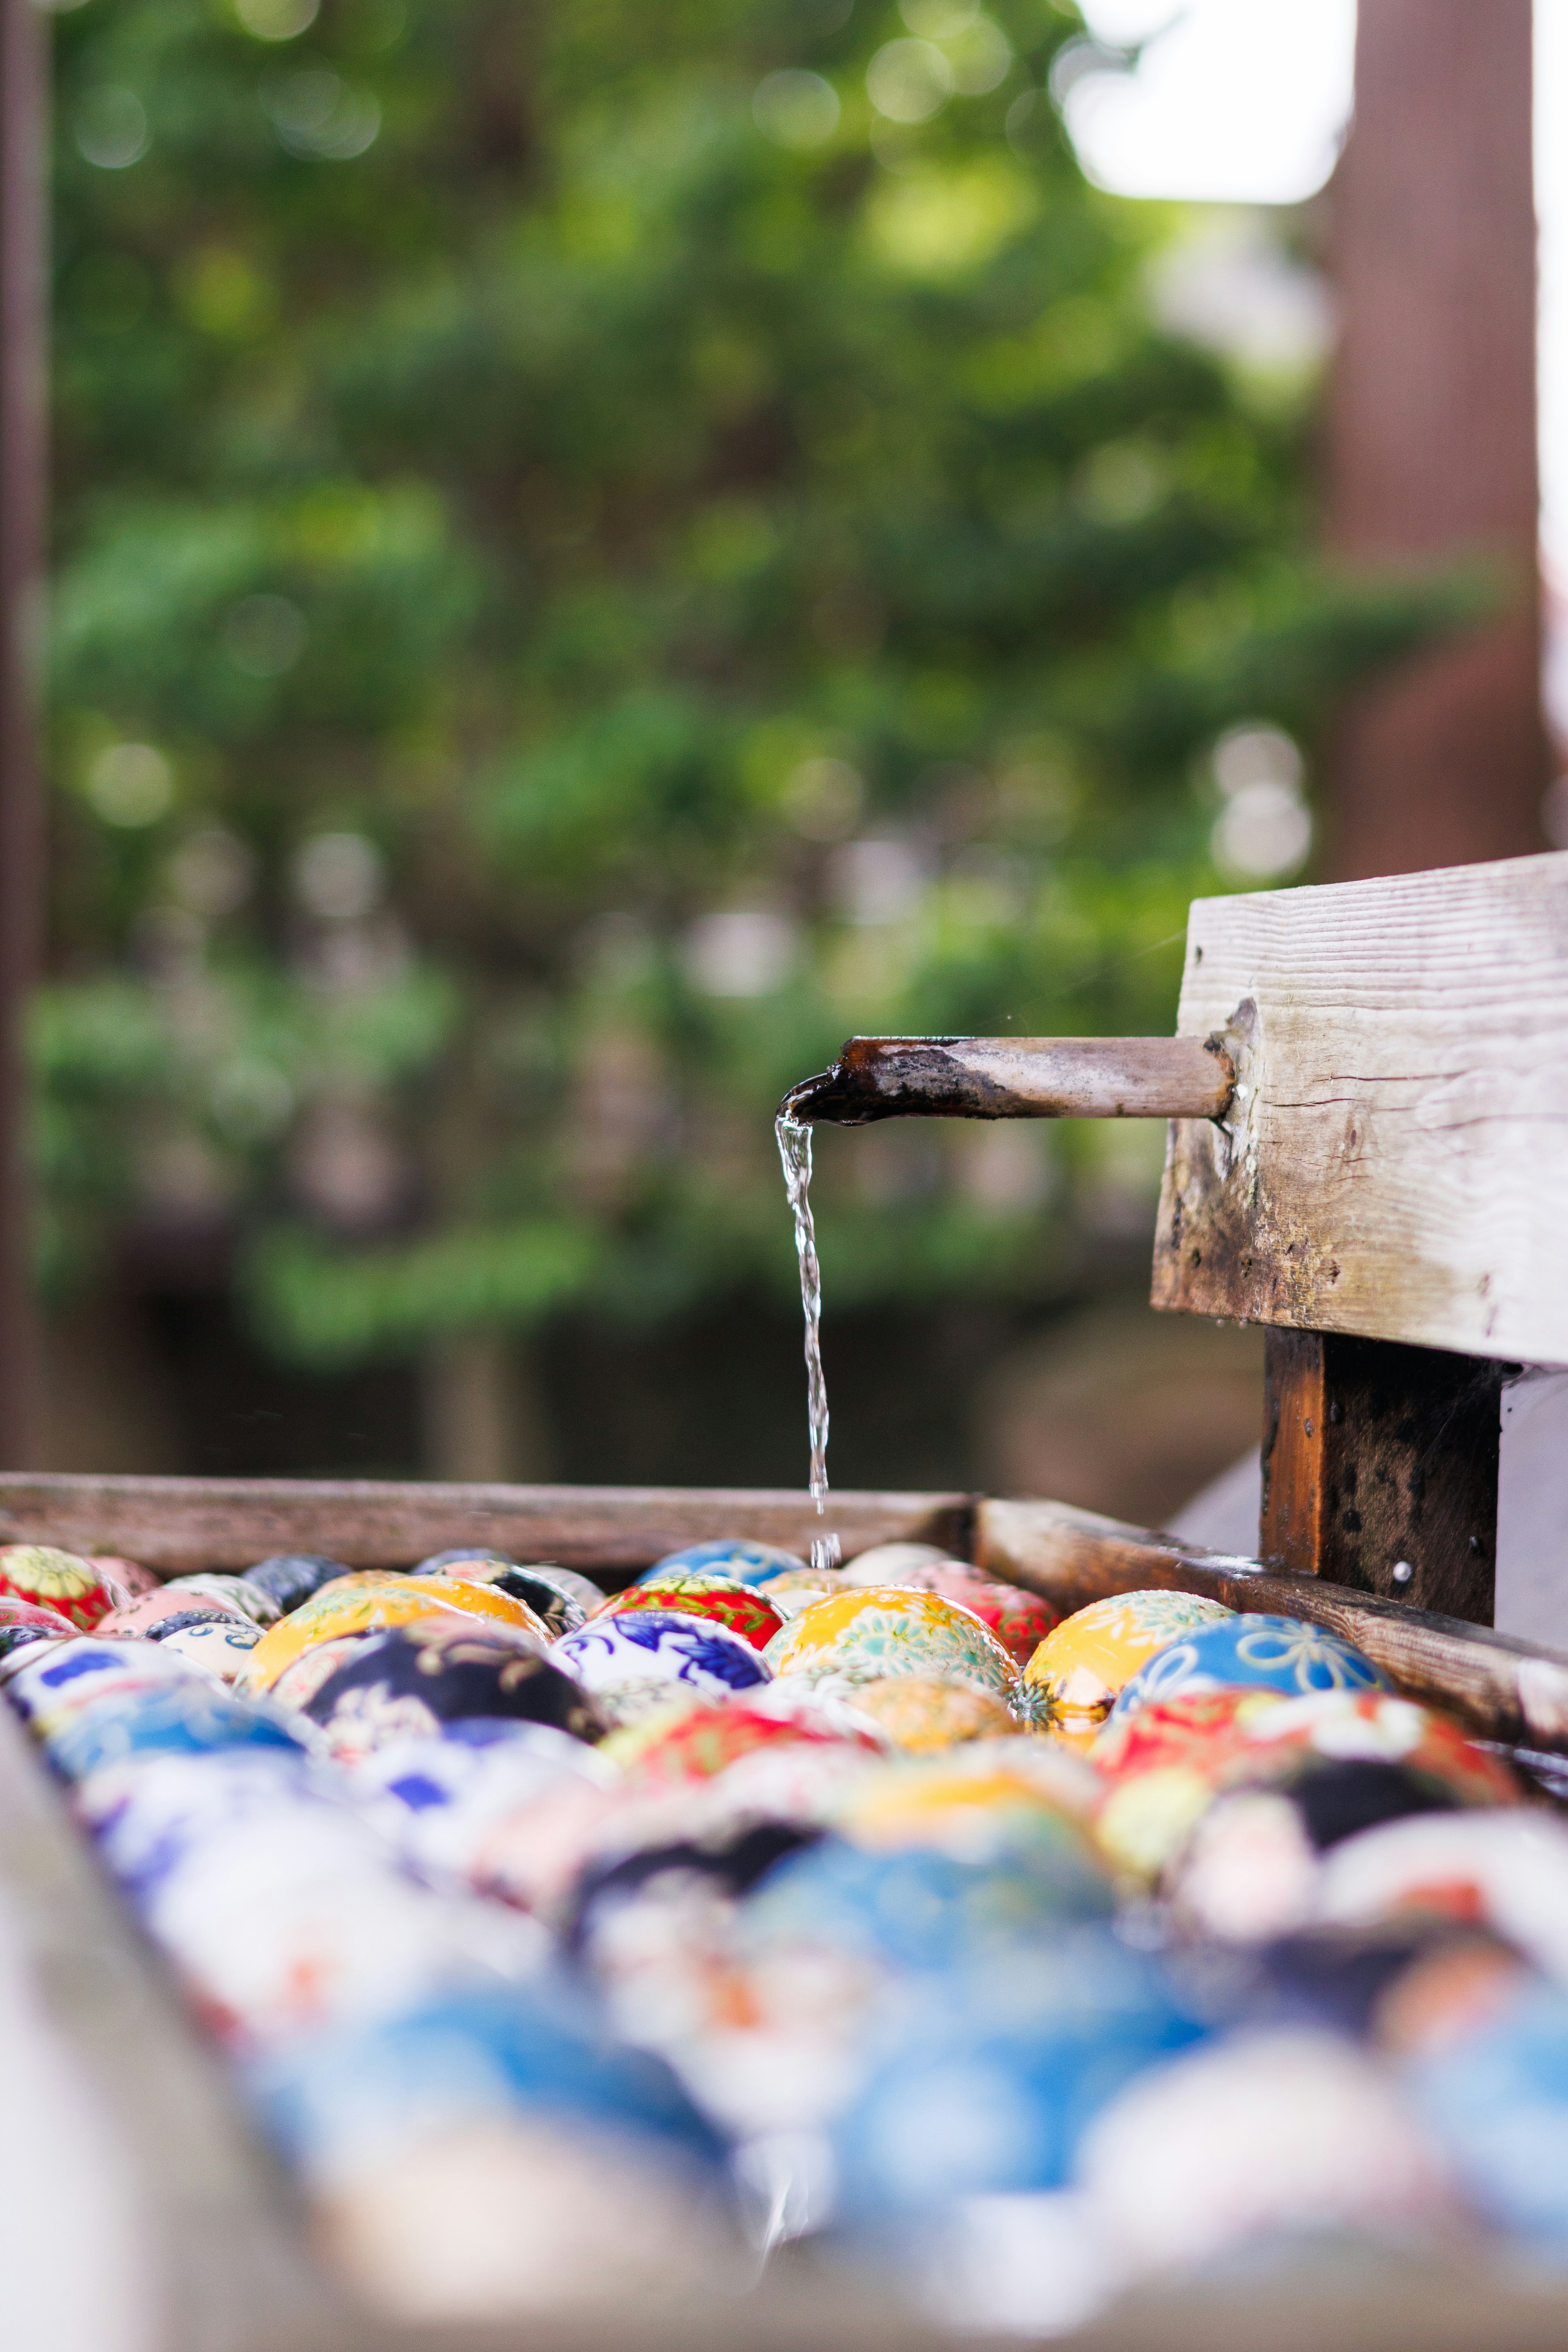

left=779, top=1033, right=1235, bottom=1126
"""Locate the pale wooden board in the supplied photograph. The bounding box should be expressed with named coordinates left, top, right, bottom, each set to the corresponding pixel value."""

left=0, top=1474, right=971, bottom=1579
left=1150, top=851, right=1568, bottom=1362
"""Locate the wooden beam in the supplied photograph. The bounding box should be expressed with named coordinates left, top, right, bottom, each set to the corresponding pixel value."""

left=1151, top=854, right=1568, bottom=1361
left=976, top=1496, right=1568, bottom=1758
left=0, top=1472, right=973, bottom=1577
left=0, top=0, right=47, bottom=1466
left=1324, top=0, right=1545, bottom=879
left=1259, top=1329, right=1499, bottom=1624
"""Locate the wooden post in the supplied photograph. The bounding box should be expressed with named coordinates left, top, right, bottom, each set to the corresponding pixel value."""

left=0, top=0, right=45, bottom=1466
left=1258, top=1329, right=1500, bottom=1625
left=1324, top=0, right=1545, bottom=880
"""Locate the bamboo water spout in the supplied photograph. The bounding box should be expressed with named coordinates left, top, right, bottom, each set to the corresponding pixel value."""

left=779, top=1033, right=1236, bottom=1127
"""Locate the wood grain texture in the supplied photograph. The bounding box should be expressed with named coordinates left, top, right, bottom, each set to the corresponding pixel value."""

left=780, top=1034, right=1234, bottom=1124
left=1152, top=853, right=1568, bottom=1361
left=1259, top=1329, right=1500, bottom=1622
left=0, top=1472, right=971, bottom=1578
left=977, top=1495, right=1568, bottom=1755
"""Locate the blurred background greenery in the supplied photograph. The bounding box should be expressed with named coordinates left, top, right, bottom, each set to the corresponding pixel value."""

left=37, top=0, right=1455, bottom=1505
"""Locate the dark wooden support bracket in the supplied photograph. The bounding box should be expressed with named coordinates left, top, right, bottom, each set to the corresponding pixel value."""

left=1259, top=1329, right=1501, bottom=1624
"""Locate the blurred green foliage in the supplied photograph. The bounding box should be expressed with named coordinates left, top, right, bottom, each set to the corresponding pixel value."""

left=42, top=0, right=1459, bottom=1365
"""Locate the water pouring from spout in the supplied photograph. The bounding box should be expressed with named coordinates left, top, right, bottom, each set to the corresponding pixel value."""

left=775, top=1114, right=838, bottom=1570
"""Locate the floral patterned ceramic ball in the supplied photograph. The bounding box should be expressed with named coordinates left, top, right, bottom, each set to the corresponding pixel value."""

left=765, top=1586, right=1020, bottom=1707
left=242, top=1575, right=471, bottom=1693
left=553, top=1609, right=769, bottom=1723
left=0, top=1545, right=129, bottom=1633
left=301, top=1620, right=607, bottom=1765
left=907, top=1565, right=1060, bottom=1670
left=593, top=1574, right=784, bottom=1653
left=641, top=1539, right=808, bottom=1589
left=1106, top=1613, right=1387, bottom=1729
left=845, top=1675, right=1017, bottom=1753
left=1020, top=1590, right=1235, bottom=1748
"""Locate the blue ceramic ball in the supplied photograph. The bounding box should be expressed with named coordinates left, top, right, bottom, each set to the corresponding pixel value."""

left=554, top=1609, right=770, bottom=1700
left=830, top=1925, right=1207, bottom=2218
left=1108, top=1612, right=1386, bottom=1728
left=641, top=1539, right=808, bottom=1590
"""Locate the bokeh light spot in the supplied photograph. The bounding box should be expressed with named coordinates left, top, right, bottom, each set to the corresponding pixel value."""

left=87, top=743, right=174, bottom=828
left=75, top=89, right=149, bottom=171
left=753, top=69, right=841, bottom=150
left=292, top=831, right=384, bottom=920
left=866, top=40, right=954, bottom=125
left=235, top=0, right=321, bottom=38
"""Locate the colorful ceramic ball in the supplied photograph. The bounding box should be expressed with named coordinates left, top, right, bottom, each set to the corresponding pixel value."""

left=418, top=1558, right=596, bottom=1639
left=595, top=1575, right=784, bottom=1653
left=1020, top=1590, right=1235, bottom=1747
left=100, top=1584, right=252, bottom=1639
left=1107, top=1613, right=1388, bottom=1728
left=268, top=1634, right=380, bottom=1714
left=243, top=1575, right=473, bottom=1694
left=400, top=1575, right=554, bottom=1644
left=904, top=1564, right=1060, bottom=1670
left=764, top=1586, right=1020, bottom=1706
left=45, top=1684, right=307, bottom=1783
left=0, top=1591, right=79, bottom=1660
left=242, top=1555, right=349, bottom=1616
left=554, top=1610, right=770, bottom=1714
left=154, top=1615, right=267, bottom=1688
left=840, top=1542, right=948, bottom=1585
left=301, top=1620, right=607, bottom=1764
left=845, top=1675, right=1017, bottom=1753
left=642, top=1539, right=808, bottom=1590
left=608, top=1699, right=869, bottom=1787
left=833, top=1751, right=1111, bottom=1879
left=0, top=1545, right=129, bottom=1633
left=827, top=1927, right=1204, bottom=2214
left=1090, top=1688, right=1291, bottom=1876
left=162, top=1572, right=281, bottom=1627
left=90, top=1555, right=160, bottom=1597
left=757, top=1567, right=845, bottom=1619
left=7, top=1635, right=194, bottom=1735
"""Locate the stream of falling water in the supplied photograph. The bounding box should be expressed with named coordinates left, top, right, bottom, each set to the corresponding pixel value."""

left=775, top=1115, right=840, bottom=1573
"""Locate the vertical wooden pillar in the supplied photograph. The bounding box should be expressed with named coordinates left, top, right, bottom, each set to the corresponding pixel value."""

left=1324, top=0, right=1545, bottom=880
left=0, top=0, right=45, bottom=1466
left=1259, top=1329, right=1500, bottom=1625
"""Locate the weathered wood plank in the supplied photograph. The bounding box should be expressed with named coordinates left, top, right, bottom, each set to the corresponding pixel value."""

left=976, top=1495, right=1568, bottom=1755
left=1151, top=851, right=1568, bottom=1362
left=1258, top=1329, right=1500, bottom=1621
left=0, top=1699, right=341, bottom=2352
left=0, top=1474, right=971, bottom=1578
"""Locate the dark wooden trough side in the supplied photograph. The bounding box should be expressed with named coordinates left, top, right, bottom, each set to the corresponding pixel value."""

left=9, top=1471, right=1568, bottom=2350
